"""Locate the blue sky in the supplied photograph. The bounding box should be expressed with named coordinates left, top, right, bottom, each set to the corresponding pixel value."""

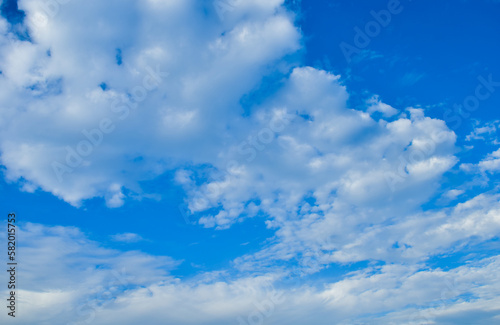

left=1, top=0, right=500, bottom=324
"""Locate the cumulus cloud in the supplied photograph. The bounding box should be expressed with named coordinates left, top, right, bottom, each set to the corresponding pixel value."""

left=366, top=94, right=398, bottom=117
left=1, top=0, right=457, bottom=230
left=0, top=0, right=300, bottom=206
left=0, top=222, right=179, bottom=324
left=478, top=148, right=500, bottom=173
left=460, top=147, right=500, bottom=174
left=1, top=1, right=500, bottom=324
left=1, top=223, right=500, bottom=325
left=170, top=66, right=460, bottom=273
left=180, top=67, right=456, bottom=230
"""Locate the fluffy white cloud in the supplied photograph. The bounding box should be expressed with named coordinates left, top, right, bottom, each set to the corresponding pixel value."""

left=1, top=223, right=500, bottom=325
left=179, top=67, right=457, bottom=230
left=366, top=94, right=398, bottom=117
left=1, top=0, right=457, bottom=228
left=460, top=147, right=500, bottom=175
left=478, top=148, right=500, bottom=173
left=2, top=1, right=500, bottom=324
left=0, top=223, right=179, bottom=324
left=170, top=66, right=462, bottom=274
left=0, top=0, right=300, bottom=206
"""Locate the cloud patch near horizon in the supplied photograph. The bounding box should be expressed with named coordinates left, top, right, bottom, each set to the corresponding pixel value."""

left=1, top=222, right=500, bottom=325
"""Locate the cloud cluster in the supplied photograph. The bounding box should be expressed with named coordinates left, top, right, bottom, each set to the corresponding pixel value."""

left=1, top=1, right=500, bottom=324
left=0, top=0, right=300, bottom=206
left=1, top=223, right=499, bottom=325
left=179, top=67, right=457, bottom=229
left=170, top=66, right=466, bottom=275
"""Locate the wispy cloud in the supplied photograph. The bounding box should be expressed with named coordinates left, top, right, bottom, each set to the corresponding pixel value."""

left=110, top=232, right=144, bottom=243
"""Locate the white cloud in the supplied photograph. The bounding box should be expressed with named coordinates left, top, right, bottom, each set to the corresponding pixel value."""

left=465, top=120, right=499, bottom=142
left=478, top=148, right=500, bottom=173
left=461, top=147, right=500, bottom=174
left=1, top=2, right=500, bottom=324
left=230, top=191, right=500, bottom=275
left=1, top=223, right=500, bottom=325
left=1, top=1, right=458, bottom=232
left=443, top=188, right=465, bottom=200
left=179, top=67, right=457, bottom=233
left=366, top=94, right=398, bottom=117
left=110, top=232, right=144, bottom=243
left=0, top=0, right=300, bottom=206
